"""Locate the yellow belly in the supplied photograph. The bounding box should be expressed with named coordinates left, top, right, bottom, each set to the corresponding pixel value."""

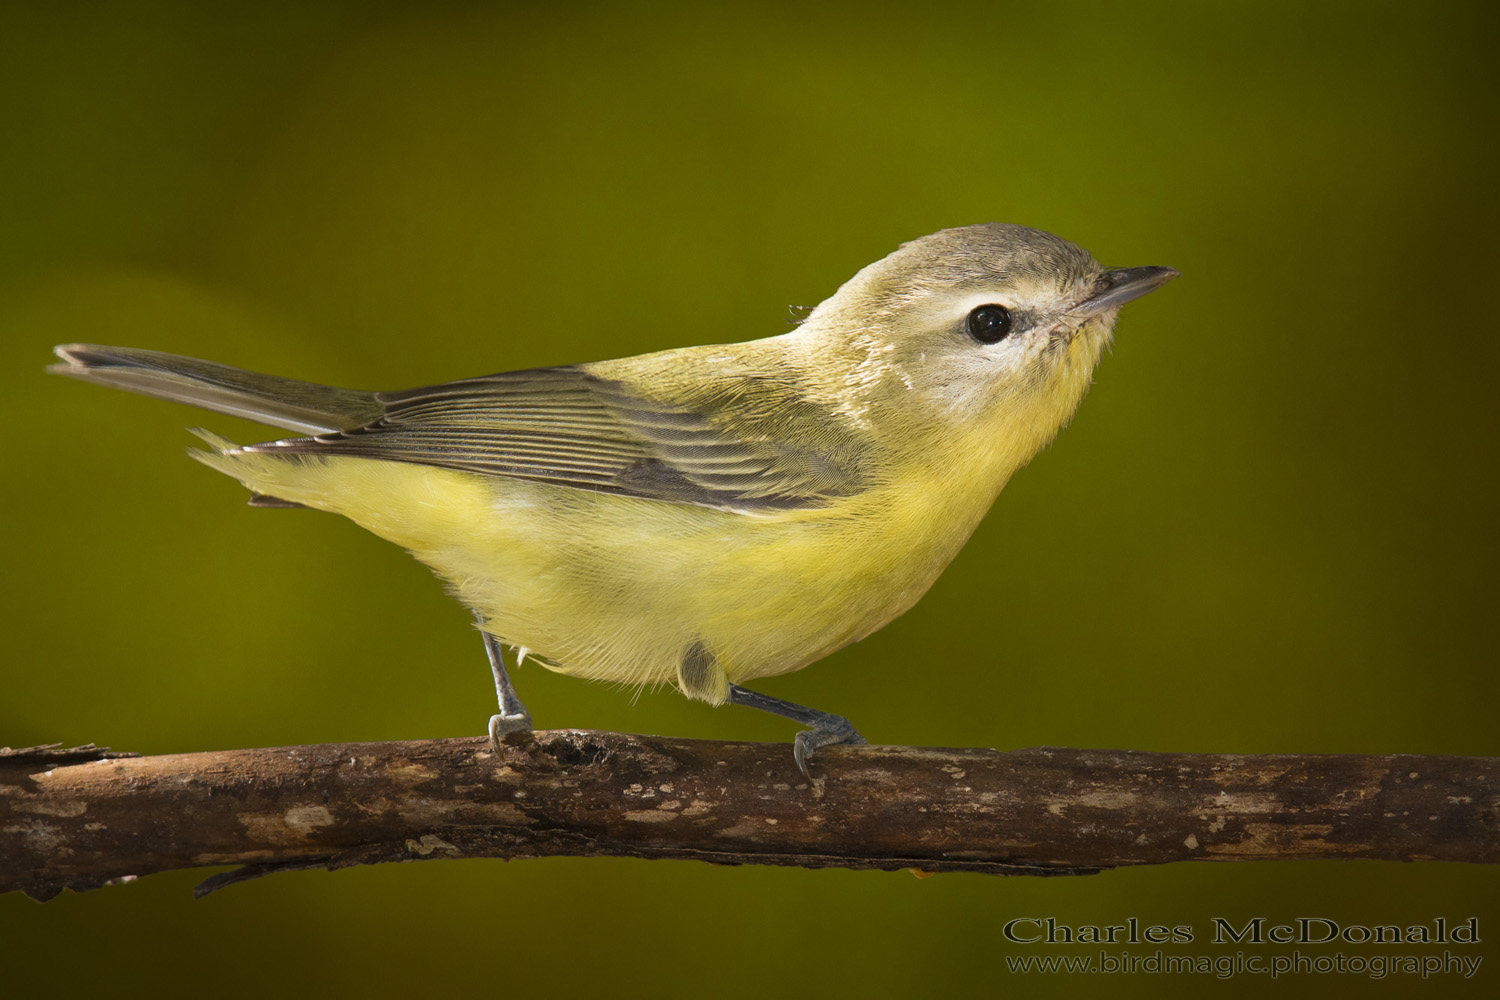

left=195, top=441, right=982, bottom=705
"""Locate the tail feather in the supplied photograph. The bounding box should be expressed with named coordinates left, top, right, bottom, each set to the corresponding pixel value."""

left=49, top=343, right=384, bottom=435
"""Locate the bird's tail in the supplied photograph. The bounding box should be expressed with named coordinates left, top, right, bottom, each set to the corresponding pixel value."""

left=49, top=344, right=384, bottom=435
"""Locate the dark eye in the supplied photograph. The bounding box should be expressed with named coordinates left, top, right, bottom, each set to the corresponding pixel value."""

left=966, top=304, right=1013, bottom=344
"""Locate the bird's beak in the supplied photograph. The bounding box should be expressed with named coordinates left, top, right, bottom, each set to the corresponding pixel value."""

left=1069, top=265, right=1179, bottom=319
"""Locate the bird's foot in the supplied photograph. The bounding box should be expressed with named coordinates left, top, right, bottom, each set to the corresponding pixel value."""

left=792, top=717, right=868, bottom=780
left=488, top=710, right=533, bottom=750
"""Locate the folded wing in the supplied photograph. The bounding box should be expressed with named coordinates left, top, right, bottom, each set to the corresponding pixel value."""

left=247, top=366, right=863, bottom=511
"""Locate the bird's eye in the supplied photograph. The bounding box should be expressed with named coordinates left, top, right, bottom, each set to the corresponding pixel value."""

left=966, top=304, right=1014, bottom=344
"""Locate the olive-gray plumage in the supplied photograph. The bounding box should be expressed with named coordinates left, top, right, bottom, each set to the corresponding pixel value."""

left=51, top=223, right=1175, bottom=774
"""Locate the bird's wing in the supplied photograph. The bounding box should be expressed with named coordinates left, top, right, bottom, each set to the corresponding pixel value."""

left=244, top=366, right=864, bottom=511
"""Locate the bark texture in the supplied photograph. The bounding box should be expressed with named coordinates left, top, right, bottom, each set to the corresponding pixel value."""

left=3, top=733, right=1495, bottom=901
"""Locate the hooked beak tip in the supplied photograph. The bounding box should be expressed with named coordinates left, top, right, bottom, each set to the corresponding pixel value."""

left=1076, top=265, right=1178, bottom=316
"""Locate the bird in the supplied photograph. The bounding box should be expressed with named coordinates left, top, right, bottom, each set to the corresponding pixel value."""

left=50, top=223, right=1176, bottom=777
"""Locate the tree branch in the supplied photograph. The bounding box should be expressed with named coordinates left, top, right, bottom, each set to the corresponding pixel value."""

left=3, top=733, right=1495, bottom=901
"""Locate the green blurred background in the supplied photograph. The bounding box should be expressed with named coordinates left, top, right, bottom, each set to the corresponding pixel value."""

left=2, top=1, right=1496, bottom=996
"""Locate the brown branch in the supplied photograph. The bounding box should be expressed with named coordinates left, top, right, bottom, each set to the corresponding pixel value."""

left=3, top=733, right=1495, bottom=901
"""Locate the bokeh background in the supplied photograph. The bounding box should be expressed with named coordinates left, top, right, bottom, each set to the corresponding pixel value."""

left=2, top=1, right=1496, bottom=997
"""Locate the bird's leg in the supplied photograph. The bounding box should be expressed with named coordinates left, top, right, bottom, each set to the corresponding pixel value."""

left=726, top=683, right=867, bottom=779
left=479, top=621, right=532, bottom=747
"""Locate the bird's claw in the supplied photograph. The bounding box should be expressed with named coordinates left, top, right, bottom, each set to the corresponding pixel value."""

left=488, top=711, right=533, bottom=750
left=792, top=720, right=868, bottom=780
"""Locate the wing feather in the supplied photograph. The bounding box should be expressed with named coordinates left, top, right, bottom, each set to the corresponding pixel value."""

left=244, top=365, right=863, bottom=511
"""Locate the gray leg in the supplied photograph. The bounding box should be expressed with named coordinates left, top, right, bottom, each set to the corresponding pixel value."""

left=479, top=623, right=532, bottom=747
left=726, top=684, right=867, bottom=779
